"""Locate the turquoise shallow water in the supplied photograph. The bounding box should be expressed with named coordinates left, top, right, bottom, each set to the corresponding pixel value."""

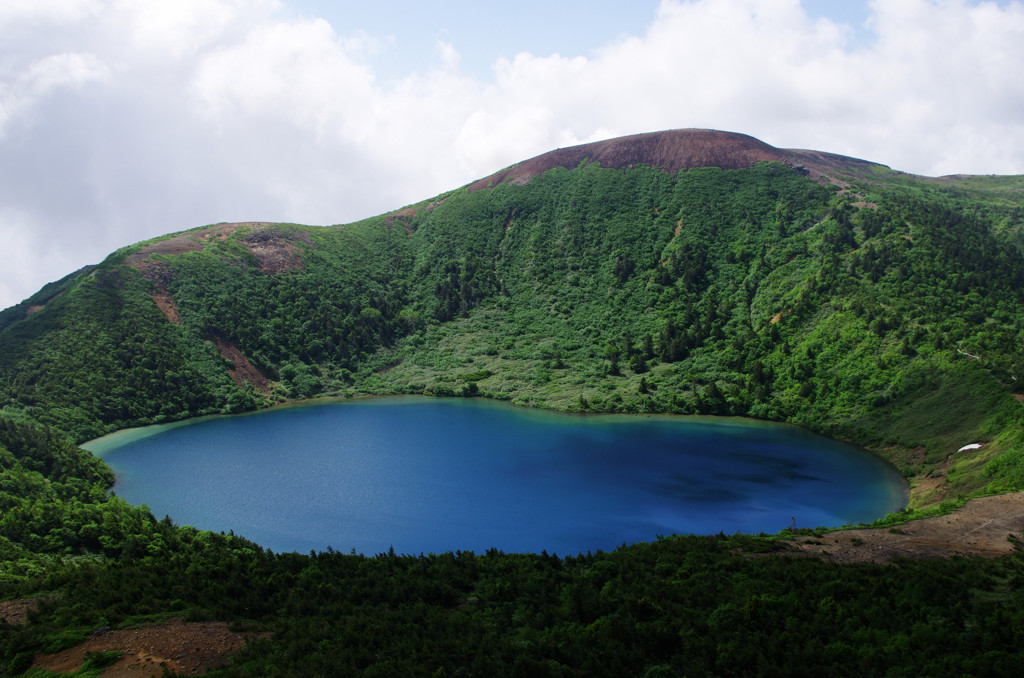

left=85, top=397, right=907, bottom=555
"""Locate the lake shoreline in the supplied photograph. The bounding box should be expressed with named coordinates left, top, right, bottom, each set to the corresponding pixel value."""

left=89, top=396, right=909, bottom=556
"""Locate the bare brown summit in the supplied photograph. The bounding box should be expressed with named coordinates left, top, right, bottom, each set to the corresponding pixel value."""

left=468, top=129, right=881, bottom=191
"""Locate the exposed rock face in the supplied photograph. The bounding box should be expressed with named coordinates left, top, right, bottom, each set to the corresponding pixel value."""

left=468, top=128, right=883, bottom=190
left=237, top=226, right=309, bottom=274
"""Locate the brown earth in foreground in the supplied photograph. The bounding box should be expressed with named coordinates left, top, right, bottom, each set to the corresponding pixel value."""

left=29, top=619, right=262, bottom=677
left=784, top=491, right=1024, bottom=564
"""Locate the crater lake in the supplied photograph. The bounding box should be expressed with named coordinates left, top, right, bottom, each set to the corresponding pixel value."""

left=85, top=396, right=907, bottom=555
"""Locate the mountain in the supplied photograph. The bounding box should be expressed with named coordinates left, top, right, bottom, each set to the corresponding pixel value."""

left=3, top=129, right=1024, bottom=675
left=3, top=128, right=1023, bottom=505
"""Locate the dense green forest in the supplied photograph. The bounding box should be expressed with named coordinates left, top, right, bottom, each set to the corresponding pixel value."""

left=3, top=133, right=1024, bottom=674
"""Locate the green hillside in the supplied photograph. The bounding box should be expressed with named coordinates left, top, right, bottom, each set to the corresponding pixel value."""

left=3, top=152, right=1023, bottom=504
left=3, top=131, right=1024, bottom=675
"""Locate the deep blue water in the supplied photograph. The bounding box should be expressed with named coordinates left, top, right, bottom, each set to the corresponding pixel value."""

left=85, top=397, right=907, bottom=556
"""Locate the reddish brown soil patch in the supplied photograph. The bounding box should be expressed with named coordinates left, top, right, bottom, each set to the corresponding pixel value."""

left=125, top=222, right=298, bottom=322
left=151, top=291, right=181, bottom=325
left=387, top=207, right=418, bottom=218
left=674, top=219, right=682, bottom=237
left=128, top=258, right=174, bottom=291
left=385, top=210, right=416, bottom=235
left=1014, top=394, right=1024, bottom=403
left=383, top=198, right=449, bottom=233
left=905, top=450, right=959, bottom=506
left=769, top=309, right=790, bottom=324
left=0, top=596, right=53, bottom=626
left=125, top=237, right=203, bottom=265
left=238, top=228, right=308, bottom=274
left=910, top=473, right=950, bottom=504
left=426, top=197, right=448, bottom=212
left=786, top=491, right=1024, bottom=564
left=124, top=223, right=241, bottom=271
left=244, top=239, right=304, bottom=273
left=23, top=289, right=66, bottom=316
left=31, top=619, right=260, bottom=677
left=124, top=222, right=275, bottom=273
left=211, top=336, right=271, bottom=395
left=125, top=223, right=247, bottom=323
left=467, top=129, right=882, bottom=191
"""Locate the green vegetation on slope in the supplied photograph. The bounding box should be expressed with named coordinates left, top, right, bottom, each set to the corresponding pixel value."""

left=2, top=152, right=1024, bottom=675
left=0, top=417, right=165, bottom=583
left=2, top=161, right=1024, bottom=498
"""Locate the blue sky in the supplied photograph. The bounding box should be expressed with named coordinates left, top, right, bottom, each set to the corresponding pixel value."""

left=1, top=0, right=1023, bottom=309
left=281, top=1, right=875, bottom=79
left=283, top=1, right=668, bottom=80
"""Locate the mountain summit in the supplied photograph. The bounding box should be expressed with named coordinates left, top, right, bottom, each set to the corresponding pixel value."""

left=469, top=128, right=880, bottom=190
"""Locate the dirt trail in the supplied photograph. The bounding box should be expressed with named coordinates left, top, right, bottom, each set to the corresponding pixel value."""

left=786, top=491, right=1024, bottom=563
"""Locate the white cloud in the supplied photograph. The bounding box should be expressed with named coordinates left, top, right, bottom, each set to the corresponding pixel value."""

left=109, top=0, right=268, bottom=59
left=455, top=105, right=558, bottom=173
left=436, top=40, right=461, bottom=72
left=0, top=208, right=97, bottom=308
left=24, top=51, right=110, bottom=93
left=0, top=51, right=110, bottom=136
left=483, top=0, right=1024, bottom=176
left=0, top=0, right=101, bottom=26
left=2, top=0, right=1024, bottom=310
left=191, top=18, right=378, bottom=138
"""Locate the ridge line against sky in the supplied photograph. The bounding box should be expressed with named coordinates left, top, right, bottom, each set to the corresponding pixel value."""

left=1, top=0, right=1023, bottom=310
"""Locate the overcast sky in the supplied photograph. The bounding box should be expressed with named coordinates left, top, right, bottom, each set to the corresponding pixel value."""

left=2, top=0, right=1023, bottom=310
